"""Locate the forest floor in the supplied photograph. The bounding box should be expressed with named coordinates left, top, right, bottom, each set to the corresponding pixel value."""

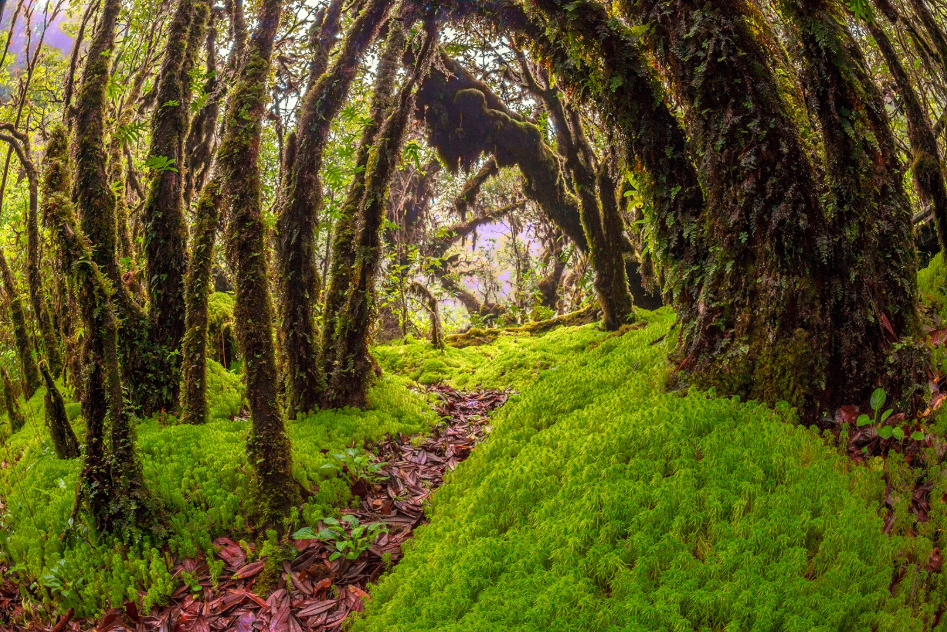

left=6, top=259, right=947, bottom=629
left=0, top=385, right=509, bottom=631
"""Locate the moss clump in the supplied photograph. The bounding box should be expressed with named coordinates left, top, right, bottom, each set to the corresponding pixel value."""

left=353, top=310, right=917, bottom=631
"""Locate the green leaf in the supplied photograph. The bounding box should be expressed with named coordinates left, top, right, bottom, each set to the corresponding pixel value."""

left=892, top=427, right=905, bottom=441
left=878, top=426, right=893, bottom=439
left=144, top=155, right=178, bottom=173
left=291, top=527, right=317, bottom=540
left=855, top=414, right=872, bottom=427
left=329, top=552, right=341, bottom=561
left=880, top=409, right=893, bottom=423
left=869, top=388, right=886, bottom=412
left=911, top=431, right=926, bottom=441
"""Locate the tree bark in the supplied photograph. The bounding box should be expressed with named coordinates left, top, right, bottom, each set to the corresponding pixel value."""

left=40, top=362, right=80, bottom=459
left=778, top=0, right=925, bottom=408
left=217, top=0, right=298, bottom=525
left=142, top=0, right=211, bottom=411
left=276, top=0, right=393, bottom=418
left=0, top=249, right=40, bottom=398
left=2, top=366, right=24, bottom=433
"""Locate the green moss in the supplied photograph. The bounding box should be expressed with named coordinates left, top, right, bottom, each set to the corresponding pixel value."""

left=375, top=316, right=614, bottom=390
left=0, top=369, right=431, bottom=618
left=353, top=310, right=916, bottom=631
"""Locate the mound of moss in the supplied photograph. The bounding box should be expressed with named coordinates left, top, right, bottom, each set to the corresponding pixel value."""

left=354, top=310, right=917, bottom=631
left=0, top=365, right=433, bottom=618
left=374, top=319, right=610, bottom=390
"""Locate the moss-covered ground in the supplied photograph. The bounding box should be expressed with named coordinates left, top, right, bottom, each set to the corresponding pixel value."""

left=3, top=302, right=947, bottom=626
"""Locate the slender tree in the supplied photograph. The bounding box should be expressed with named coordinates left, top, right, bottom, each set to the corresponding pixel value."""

left=2, top=366, right=24, bottom=434
left=0, top=249, right=40, bottom=398
left=40, top=362, right=80, bottom=460
left=217, top=0, right=298, bottom=524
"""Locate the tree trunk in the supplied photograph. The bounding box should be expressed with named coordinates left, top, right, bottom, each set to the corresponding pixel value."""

left=778, top=0, right=925, bottom=408
left=43, top=124, right=149, bottom=533
left=217, top=0, right=298, bottom=526
left=321, top=16, right=437, bottom=409
left=0, top=250, right=40, bottom=398
left=2, top=366, right=25, bottom=433
left=276, top=0, right=393, bottom=418
left=868, top=15, right=947, bottom=255
left=179, top=176, right=222, bottom=425
left=142, top=0, right=211, bottom=412
left=0, top=126, right=64, bottom=377
left=40, top=362, right=80, bottom=459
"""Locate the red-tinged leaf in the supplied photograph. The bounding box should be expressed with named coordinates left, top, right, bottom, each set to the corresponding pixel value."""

left=232, top=561, right=265, bottom=580
left=234, top=612, right=256, bottom=632
left=836, top=405, right=859, bottom=425
left=215, top=538, right=247, bottom=569
left=881, top=313, right=897, bottom=339
left=311, top=578, right=333, bottom=595
left=296, top=600, right=336, bottom=617
left=288, top=614, right=304, bottom=632
left=930, top=548, right=943, bottom=572
left=228, top=589, right=269, bottom=610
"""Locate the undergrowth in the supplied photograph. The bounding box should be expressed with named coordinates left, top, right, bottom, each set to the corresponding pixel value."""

left=0, top=362, right=433, bottom=619
left=353, top=309, right=932, bottom=631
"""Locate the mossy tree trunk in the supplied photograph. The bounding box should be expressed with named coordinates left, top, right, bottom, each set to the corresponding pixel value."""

left=408, top=282, right=443, bottom=349
left=0, top=249, right=40, bottom=399
left=142, top=0, right=211, bottom=412
left=320, top=18, right=437, bottom=409
left=183, top=8, right=222, bottom=209
left=778, top=0, right=925, bottom=408
left=868, top=14, right=947, bottom=255
left=217, top=0, right=299, bottom=526
left=276, top=0, right=393, bottom=418
left=40, top=362, right=80, bottom=459
left=2, top=366, right=25, bottom=433
left=179, top=176, right=222, bottom=425
left=43, top=125, right=150, bottom=534
left=0, top=127, right=63, bottom=378
left=72, top=0, right=159, bottom=415
left=320, top=15, right=407, bottom=406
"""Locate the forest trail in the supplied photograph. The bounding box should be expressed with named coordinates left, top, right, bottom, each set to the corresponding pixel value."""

left=0, top=386, right=508, bottom=631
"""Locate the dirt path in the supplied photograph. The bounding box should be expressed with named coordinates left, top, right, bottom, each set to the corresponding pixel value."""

left=1, top=385, right=509, bottom=632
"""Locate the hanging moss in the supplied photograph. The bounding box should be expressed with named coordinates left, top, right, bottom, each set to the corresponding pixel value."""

left=217, top=0, right=298, bottom=527
left=276, top=0, right=394, bottom=418
left=777, top=0, right=925, bottom=410
left=40, top=362, right=80, bottom=459
left=2, top=366, right=25, bottom=434
left=452, top=157, right=498, bottom=221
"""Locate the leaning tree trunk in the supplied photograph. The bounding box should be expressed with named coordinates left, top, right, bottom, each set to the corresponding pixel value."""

left=43, top=125, right=150, bottom=533
left=868, top=14, right=947, bottom=255
left=276, top=0, right=393, bottom=418
left=142, top=0, right=211, bottom=412
left=72, top=0, right=158, bottom=415
left=2, top=366, right=25, bottom=433
left=604, top=0, right=849, bottom=413
left=778, top=0, right=925, bottom=409
left=0, top=126, right=63, bottom=377
left=40, top=362, right=80, bottom=459
left=408, top=282, right=444, bottom=349
left=321, top=18, right=437, bottom=409
left=320, top=15, right=407, bottom=404
left=217, top=0, right=298, bottom=526
left=0, top=250, right=40, bottom=399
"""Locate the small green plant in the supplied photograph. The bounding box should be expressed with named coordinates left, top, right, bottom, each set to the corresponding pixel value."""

left=144, top=155, right=178, bottom=173
left=293, top=516, right=388, bottom=561
left=855, top=388, right=924, bottom=441
left=321, top=447, right=388, bottom=485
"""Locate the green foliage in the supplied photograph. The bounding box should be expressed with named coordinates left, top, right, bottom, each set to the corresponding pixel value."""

left=0, top=371, right=432, bottom=618
left=144, top=155, right=178, bottom=173
left=353, top=310, right=918, bottom=631
left=320, top=447, right=388, bottom=486
left=294, top=515, right=388, bottom=561
left=374, top=320, right=610, bottom=390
